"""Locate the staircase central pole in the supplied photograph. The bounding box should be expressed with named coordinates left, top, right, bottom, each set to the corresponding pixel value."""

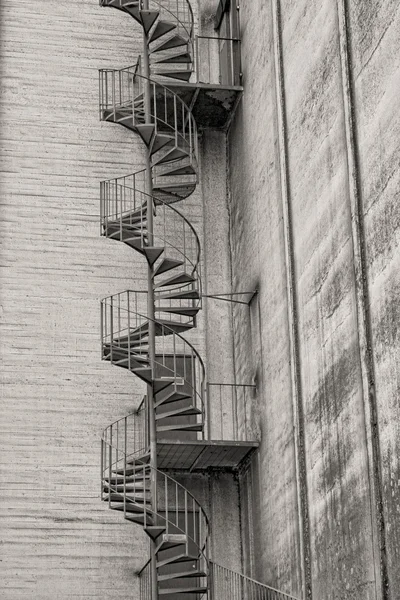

left=141, top=2, right=159, bottom=599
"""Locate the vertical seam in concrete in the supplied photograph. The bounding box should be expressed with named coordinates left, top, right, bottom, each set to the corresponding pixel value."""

left=270, top=1, right=312, bottom=598
left=336, top=2, right=388, bottom=598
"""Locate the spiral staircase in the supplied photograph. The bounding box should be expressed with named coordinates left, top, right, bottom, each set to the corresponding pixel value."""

left=97, top=1, right=298, bottom=599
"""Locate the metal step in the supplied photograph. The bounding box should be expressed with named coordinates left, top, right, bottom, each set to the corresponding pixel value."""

left=159, top=164, right=196, bottom=177
left=154, top=319, right=194, bottom=334
left=155, top=272, right=196, bottom=289
left=143, top=246, right=164, bottom=266
left=152, top=146, right=189, bottom=166
left=103, top=483, right=148, bottom=493
left=132, top=367, right=153, bottom=383
left=155, top=306, right=199, bottom=317
left=145, top=525, right=166, bottom=540
left=149, top=20, right=176, bottom=44
left=153, top=257, right=184, bottom=277
left=156, top=554, right=199, bottom=569
left=153, top=184, right=195, bottom=201
left=154, top=390, right=192, bottom=408
left=151, top=133, right=175, bottom=155
left=153, top=378, right=175, bottom=394
left=111, top=502, right=149, bottom=513
left=158, top=570, right=206, bottom=582
left=155, top=406, right=202, bottom=420
left=160, top=70, right=192, bottom=82
left=113, top=1, right=141, bottom=22
left=136, top=124, right=155, bottom=145
left=151, top=34, right=187, bottom=54
left=106, top=492, right=151, bottom=504
left=159, top=587, right=208, bottom=595
left=140, top=9, right=159, bottom=34
left=154, top=51, right=191, bottom=64
left=156, top=533, right=187, bottom=553
left=156, top=423, right=203, bottom=433
left=156, top=289, right=200, bottom=301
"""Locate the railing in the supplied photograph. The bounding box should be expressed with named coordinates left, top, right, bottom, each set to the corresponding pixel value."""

left=101, top=406, right=149, bottom=501
left=101, top=290, right=206, bottom=434
left=99, top=66, right=199, bottom=166
left=195, top=36, right=241, bottom=86
left=103, top=453, right=210, bottom=592
left=207, top=383, right=256, bottom=441
left=99, top=0, right=194, bottom=47
left=138, top=559, right=151, bottom=600
left=150, top=0, right=194, bottom=57
left=210, top=563, right=299, bottom=600
left=100, top=170, right=202, bottom=283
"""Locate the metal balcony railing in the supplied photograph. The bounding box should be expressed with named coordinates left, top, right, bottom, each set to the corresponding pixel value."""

left=210, top=563, right=300, bottom=600
left=207, top=383, right=256, bottom=441
left=138, top=560, right=299, bottom=600
left=195, top=36, right=241, bottom=86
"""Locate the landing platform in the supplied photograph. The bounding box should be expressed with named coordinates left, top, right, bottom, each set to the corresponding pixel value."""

left=156, top=438, right=258, bottom=471
left=161, top=82, right=243, bottom=130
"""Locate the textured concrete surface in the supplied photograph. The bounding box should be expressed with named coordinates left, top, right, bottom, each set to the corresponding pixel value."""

left=225, top=0, right=400, bottom=599
left=0, top=1, right=148, bottom=598
left=348, top=1, right=400, bottom=595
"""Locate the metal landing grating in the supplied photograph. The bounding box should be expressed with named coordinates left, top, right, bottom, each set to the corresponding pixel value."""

left=156, top=439, right=258, bottom=471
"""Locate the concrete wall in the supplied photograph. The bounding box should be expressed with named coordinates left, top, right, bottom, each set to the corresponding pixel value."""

left=0, top=1, right=148, bottom=598
left=225, top=0, right=400, bottom=599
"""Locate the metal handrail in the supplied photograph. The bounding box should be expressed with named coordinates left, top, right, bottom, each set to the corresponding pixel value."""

left=101, top=291, right=207, bottom=430
left=207, top=382, right=256, bottom=441
left=210, top=562, right=300, bottom=600
left=195, top=34, right=242, bottom=86
left=99, top=64, right=198, bottom=145
left=100, top=171, right=202, bottom=273
left=102, top=441, right=210, bottom=575
left=151, top=0, right=194, bottom=43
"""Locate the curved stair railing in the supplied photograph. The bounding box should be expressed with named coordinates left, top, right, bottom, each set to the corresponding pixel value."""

left=100, top=171, right=202, bottom=327
left=101, top=290, right=206, bottom=436
left=102, top=424, right=210, bottom=598
left=100, top=0, right=195, bottom=82
left=99, top=65, right=199, bottom=198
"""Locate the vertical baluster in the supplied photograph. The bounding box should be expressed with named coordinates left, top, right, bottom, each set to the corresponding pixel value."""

left=116, top=419, right=119, bottom=469
left=173, top=95, right=178, bottom=145
left=175, top=482, right=178, bottom=531
left=99, top=70, right=102, bottom=119
left=101, top=439, right=104, bottom=500
left=128, top=291, right=131, bottom=371
left=165, top=476, right=169, bottom=534
left=108, top=427, right=112, bottom=507
left=193, top=498, right=196, bottom=547
left=105, top=70, right=108, bottom=111
left=153, top=83, right=157, bottom=131
left=112, top=70, right=116, bottom=119
left=184, top=491, right=189, bottom=555
left=110, top=296, right=114, bottom=363
left=123, top=422, right=127, bottom=518
left=191, top=348, right=197, bottom=410
left=117, top=293, right=121, bottom=347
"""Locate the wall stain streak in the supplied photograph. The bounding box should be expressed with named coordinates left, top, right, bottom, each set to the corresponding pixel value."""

left=271, top=1, right=313, bottom=598
left=336, top=1, right=388, bottom=598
